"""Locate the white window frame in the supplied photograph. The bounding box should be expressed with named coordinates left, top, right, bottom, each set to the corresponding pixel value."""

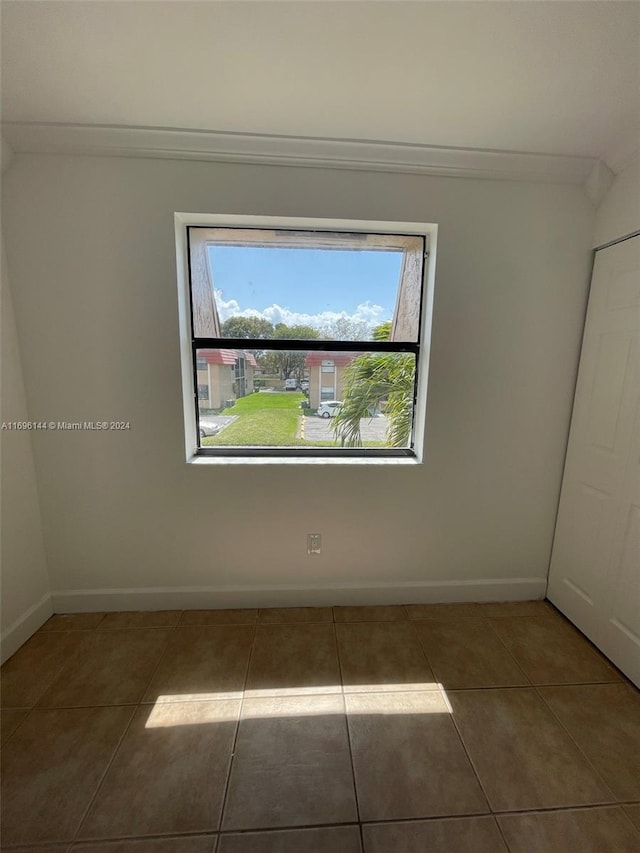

left=175, top=213, right=437, bottom=465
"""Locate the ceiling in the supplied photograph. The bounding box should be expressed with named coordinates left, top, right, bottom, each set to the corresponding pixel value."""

left=1, top=1, right=638, bottom=175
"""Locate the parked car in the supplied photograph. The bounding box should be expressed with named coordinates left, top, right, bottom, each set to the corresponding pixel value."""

left=284, top=378, right=299, bottom=391
left=317, top=401, right=343, bottom=418
left=199, top=418, right=221, bottom=438
left=300, top=379, right=309, bottom=392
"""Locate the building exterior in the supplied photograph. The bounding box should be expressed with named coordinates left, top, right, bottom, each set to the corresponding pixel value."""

left=305, top=352, right=358, bottom=409
left=197, top=349, right=257, bottom=410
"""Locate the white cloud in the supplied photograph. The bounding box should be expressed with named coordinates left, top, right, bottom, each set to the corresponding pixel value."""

left=215, top=290, right=387, bottom=333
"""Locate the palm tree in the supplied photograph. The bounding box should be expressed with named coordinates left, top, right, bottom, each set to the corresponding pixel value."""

left=332, top=322, right=415, bottom=448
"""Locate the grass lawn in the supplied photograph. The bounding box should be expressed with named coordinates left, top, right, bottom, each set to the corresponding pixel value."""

left=201, top=391, right=386, bottom=448
left=202, top=391, right=307, bottom=446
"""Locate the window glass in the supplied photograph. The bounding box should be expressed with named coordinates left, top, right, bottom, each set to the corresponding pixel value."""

left=195, top=347, right=416, bottom=451
left=186, top=223, right=427, bottom=457
left=190, top=227, right=423, bottom=343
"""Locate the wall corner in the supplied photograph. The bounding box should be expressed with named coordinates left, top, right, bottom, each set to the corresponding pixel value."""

left=584, top=160, right=615, bottom=207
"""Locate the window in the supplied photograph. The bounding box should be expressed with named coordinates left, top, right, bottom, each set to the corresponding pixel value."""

left=177, top=215, right=434, bottom=460
left=234, top=355, right=246, bottom=397
left=197, top=384, right=209, bottom=401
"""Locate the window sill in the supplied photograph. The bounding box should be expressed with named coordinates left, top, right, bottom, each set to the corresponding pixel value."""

left=187, top=454, right=421, bottom=466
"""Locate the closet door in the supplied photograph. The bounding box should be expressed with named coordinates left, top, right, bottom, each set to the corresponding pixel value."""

left=548, top=234, right=639, bottom=687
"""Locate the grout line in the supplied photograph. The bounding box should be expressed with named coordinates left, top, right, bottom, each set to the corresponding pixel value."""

left=94, top=623, right=183, bottom=631
left=493, top=810, right=513, bottom=851
left=46, top=828, right=221, bottom=850
left=8, top=631, right=88, bottom=710
left=491, top=802, right=633, bottom=817
left=67, top=614, right=181, bottom=845
left=68, top=823, right=362, bottom=844
left=445, top=679, right=621, bottom=819
left=531, top=682, right=619, bottom=804
left=67, top=828, right=223, bottom=843
left=483, top=612, right=626, bottom=688
left=38, top=628, right=100, bottom=634
left=24, top=701, right=170, bottom=711
left=444, top=700, right=495, bottom=817
left=24, top=806, right=636, bottom=850
left=360, top=812, right=494, bottom=826
left=332, top=620, right=364, bottom=849
left=483, top=616, right=533, bottom=686
left=406, top=616, right=439, bottom=684
left=336, top=618, right=406, bottom=624
left=176, top=621, right=259, bottom=629
left=68, top=703, right=139, bottom=845
left=444, top=681, right=619, bottom=692
left=216, top=615, right=259, bottom=834
left=216, top=820, right=363, bottom=837
left=10, top=679, right=614, bottom=714
left=0, top=706, right=35, bottom=749
left=136, top=616, right=183, bottom=701
left=207, top=803, right=640, bottom=839
left=355, top=802, right=628, bottom=825
left=220, top=822, right=365, bottom=833
left=519, top=606, right=629, bottom=684
left=255, top=619, right=333, bottom=626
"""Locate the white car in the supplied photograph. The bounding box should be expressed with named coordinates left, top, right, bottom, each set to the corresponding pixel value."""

left=317, top=401, right=342, bottom=419
left=199, top=418, right=221, bottom=438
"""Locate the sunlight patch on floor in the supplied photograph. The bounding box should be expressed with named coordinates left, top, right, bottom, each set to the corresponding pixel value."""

left=144, top=683, right=451, bottom=727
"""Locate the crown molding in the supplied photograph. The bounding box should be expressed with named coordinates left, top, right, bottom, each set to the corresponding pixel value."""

left=0, top=121, right=597, bottom=185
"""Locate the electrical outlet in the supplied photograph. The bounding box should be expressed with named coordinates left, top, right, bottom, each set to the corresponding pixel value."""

left=307, top=533, right=321, bottom=555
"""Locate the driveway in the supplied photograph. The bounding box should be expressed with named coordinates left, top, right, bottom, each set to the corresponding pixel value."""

left=301, top=414, right=389, bottom=442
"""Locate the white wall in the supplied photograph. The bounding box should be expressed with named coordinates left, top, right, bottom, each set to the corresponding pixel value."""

left=1, top=154, right=595, bottom=610
left=1, top=237, right=52, bottom=659
left=593, top=157, right=640, bottom=247
left=1, top=136, right=14, bottom=175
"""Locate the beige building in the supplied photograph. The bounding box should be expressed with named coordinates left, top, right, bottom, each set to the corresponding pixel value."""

left=197, top=349, right=256, bottom=410
left=305, top=352, right=357, bottom=409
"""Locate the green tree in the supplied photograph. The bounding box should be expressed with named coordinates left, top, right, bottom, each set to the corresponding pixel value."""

left=273, top=323, right=320, bottom=341
left=332, top=319, right=414, bottom=447
left=262, top=323, right=320, bottom=380
left=221, top=316, right=275, bottom=339
left=320, top=316, right=370, bottom=341
left=372, top=320, right=392, bottom=341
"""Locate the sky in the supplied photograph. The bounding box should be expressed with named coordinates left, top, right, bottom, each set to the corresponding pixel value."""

left=208, top=245, right=403, bottom=334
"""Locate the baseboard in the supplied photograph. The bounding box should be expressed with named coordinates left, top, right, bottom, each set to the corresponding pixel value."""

left=0, top=593, right=53, bottom=664
left=51, top=577, right=547, bottom=613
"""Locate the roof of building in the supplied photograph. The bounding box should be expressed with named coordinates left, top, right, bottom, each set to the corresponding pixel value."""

left=305, top=352, right=358, bottom=367
left=198, top=349, right=258, bottom=367
left=199, top=349, right=238, bottom=366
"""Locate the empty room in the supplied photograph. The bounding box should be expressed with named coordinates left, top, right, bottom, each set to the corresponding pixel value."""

left=1, top=2, right=639, bottom=852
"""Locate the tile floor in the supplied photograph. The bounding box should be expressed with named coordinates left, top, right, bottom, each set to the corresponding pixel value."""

left=1, top=601, right=639, bottom=852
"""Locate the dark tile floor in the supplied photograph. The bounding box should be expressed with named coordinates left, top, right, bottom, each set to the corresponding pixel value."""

left=1, top=601, right=639, bottom=852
